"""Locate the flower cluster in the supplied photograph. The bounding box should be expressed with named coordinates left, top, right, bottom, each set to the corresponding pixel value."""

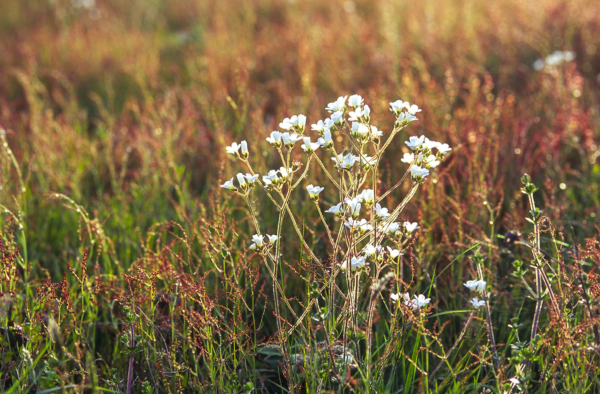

left=220, top=94, right=452, bottom=349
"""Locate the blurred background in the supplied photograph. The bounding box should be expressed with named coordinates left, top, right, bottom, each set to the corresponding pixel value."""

left=0, top=0, right=599, bottom=274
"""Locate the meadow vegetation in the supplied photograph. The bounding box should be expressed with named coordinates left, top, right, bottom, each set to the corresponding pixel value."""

left=0, top=0, right=600, bottom=392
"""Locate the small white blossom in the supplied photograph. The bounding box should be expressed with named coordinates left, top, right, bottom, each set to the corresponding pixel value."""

left=403, top=222, right=420, bottom=232
left=249, top=234, right=264, bottom=250
left=330, top=111, right=344, bottom=125
left=226, top=142, right=242, bottom=156
left=389, top=100, right=409, bottom=115
left=220, top=177, right=237, bottom=191
left=325, top=202, right=343, bottom=216
left=279, top=167, right=290, bottom=181
left=401, top=152, right=415, bottom=164
left=281, top=132, right=302, bottom=148
left=244, top=173, right=259, bottom=185
left=311, top=120, right=330, bottom=135
left=266, top=234, right=279, bottom=244
left=360, top=222, right=373, bottom=233
left=374, top=203, right=390, bottom=221
left=326, top=96, right=347, bottom=113
left=405, top=136, right=425, bottom=150
left=390, top=293, right=401, bottom=301
left=344, top=218, right=367, bottom=230
left=470, top=298, right=486, bottom=308
left=240, top=140, right=249, bottom=158
left=359, top=154, right=377, bottom=170
left=348, top=94, right=364, bottom=108
left=406, top=104, right=422, bottom=115
left=236, top=173, right=247, bottom=189
left=301, top=137, right=320, bottom=153
left=464, top=279, right=486, bottom=294
left=437, top=143, right=452, bottom=156
left=340, top=255, right=368, bottom=271
left=266, top=131, right=283, bottom=147
left=344, top=197, right=362, bottom=218
left=385, top=222, right=401, bottom=235
left=357, top=189, right=374, bottom=206
left=351, top=122, right=370, bottom=140
left=370, top=125, right=383, bottom=139
left=306, top=184, right=325, bottom=200
left=363, top=244, right=382, bottom=258
left=317, top=130, right=333, bottom=149
left=424, top=155, right=440, bottom=168
left=387, top=246, right=402, bottom=258
left=397, top=112, right=418, bottom=124
left=410, top=166, right=429, bottom=181
left=348, top=105, right=370, bottom=121
left=405, top=294, right=431, bottom=310
left=280, top=115, right=306, bottom=131
left=423, top=138, right=439, bottom=150
left=262, top=170, right=280, bottom=188
left=333, top=153, right=358, bottom=170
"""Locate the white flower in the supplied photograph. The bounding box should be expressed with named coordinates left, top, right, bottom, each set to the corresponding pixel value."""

left=370, top=125, right=382, bottom=139
left=330, top=111, right=344, bottom=125
left=296, top=114, right=307, bottom=131
left=262, top=170, right=280, bottom=187
left=333, top=153, right=358, bottom=170
left=325, top=202, right=343, bottom=216
left=236, top=173, right=247, bottom=189
left=423, top=138, right=439, bottom=150
left=437, top=143, right=452, bottom=156
left=405, top=135, right=425, bottom=150
left=306, top=184, right=325, bottom=200
left=249, top=234, right=264, bottom=250
left=410, top=166, right=429, bottom=180
left=401, top=152, right=415, bottom=164
left=226, top=142, right=242, bottom=156
left=470, top=298, right=486, bottom=308
left=464, top=279, right=486, bottom=294
left=357, top=189, right=374, bottom=206
left=389, top=100, right=409, bottom=115
left=311, top=120, right=330, bottom=135
left=424, top=155, right=440, bottom=168
left=363, top=244, right=381, bottom=257
left=387, top=246, right=402, bottom=258
left=405, top=294, right=431, bottom=310
left=344, top=197, right=362, bottom=217
left=385, top=222, right=401, bottom=235
left=348, top=105, right=370, bottom=121
left=403, top=222, right=420, bottom=232
left=301, top=137, right=320, bottom=153
left=317, top=130, right=333, bottom=149
left=351, top=122, right=370, bottom=140
left=406, top=104, right=422, bottom=115
left=360, top=222, right=373, bottom=233
left=240, top=140, right=248, bottom=158
left=390, top=293, right=401, bottom=301
left=340, top=255, right=368, bottom=271
left=348, top=94, right=364, bottom=108
left=280, top=115, right=306, bottom=131
left=281, top=132, right=302, bottom=148
left=359, top=155, right=377, bottom=170
left=344, top=218, right=367, bottom=230
left=278, top=167, right=289, bottom=181
left=266, top=131, right=283, bottom=147
left=244, top=173, right=259, bottom=185
left=326, top=96, right=347, bottom=113
left=397, top=112, right=418, bottom=124
left=266, top=234, right=279, bottom=244
left=220, top=177, right=237, bottom=191
left=374, top=204, right=390, bottom=221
